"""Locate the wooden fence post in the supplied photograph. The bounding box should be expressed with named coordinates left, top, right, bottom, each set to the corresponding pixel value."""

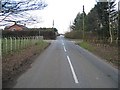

left=26, top=37, right=28, bottom=47
left=27, top=37, right=28, bottom=47
left=17, top=37, right=19, bottom=50
left=29, top=37, right=30, bottom=46
left=5, top=38, right=7, bottom=54
left=29, top=37, right=31, bottom=46
left=37, top=36, right=38, bottom=42
left=20, top=38, right=23, bottom=49
left=32, top=36, right=34, bottom=45
left=14, top=37, right=16, bottom=51
left=2, top=36, right=42, bottom=55
left=23, top=37, right=25, bottom=49
left=23, top=37, right=25, bottom=48
left=24, top=37, right=26, bottom=48
left=0, top=38, right=1, bottom=56
left=10, top=37, right=12, bottom=54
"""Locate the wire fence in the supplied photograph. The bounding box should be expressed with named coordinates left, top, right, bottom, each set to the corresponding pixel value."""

left=2, top=36, right=43, bottom=55
left=0, top=38, right=1, bottom=57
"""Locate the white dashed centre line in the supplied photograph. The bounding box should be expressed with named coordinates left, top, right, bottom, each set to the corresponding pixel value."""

left=63, top=46, right=67, bottom=52
left=62, top=41, right=79, bottom=84
left=67, top=56, right=79, bottom=84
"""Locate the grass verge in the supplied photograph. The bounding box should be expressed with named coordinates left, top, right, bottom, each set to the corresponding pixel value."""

left=77, top=41, right=118, bottom=69
left=78, top=41, right=95, bottom=52
left=2, top=40, right=50, bottom=88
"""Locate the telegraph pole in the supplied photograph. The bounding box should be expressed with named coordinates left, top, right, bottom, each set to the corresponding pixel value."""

left=83, top=5, right=85, bottom=41
left=118, top=1, right=120, bottom=44
left=70, top=21, right=71, bottom=31
left=52, top=19, right=54, bottom=34
left=52, top=20, right=54, bottom=33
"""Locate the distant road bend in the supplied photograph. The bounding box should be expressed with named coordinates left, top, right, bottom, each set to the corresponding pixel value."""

left=14, top=35, right=118, bottom=88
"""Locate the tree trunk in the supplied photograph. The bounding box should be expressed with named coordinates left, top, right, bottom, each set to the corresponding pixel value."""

left=109, top=28, right=113, bottom=44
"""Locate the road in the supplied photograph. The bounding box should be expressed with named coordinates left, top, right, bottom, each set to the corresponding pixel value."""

left=14, top=36, right=118, bottom=88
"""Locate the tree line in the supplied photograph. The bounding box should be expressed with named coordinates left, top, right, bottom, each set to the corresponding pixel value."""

left=65, top=0, right=119, bottom=45
left=2, top=28, right=58, bottom=40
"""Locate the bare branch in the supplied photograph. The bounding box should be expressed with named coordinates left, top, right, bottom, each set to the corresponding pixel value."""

left=0, top=0, right=47, bottom=23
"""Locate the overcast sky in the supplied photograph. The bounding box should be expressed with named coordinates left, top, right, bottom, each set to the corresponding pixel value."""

left=27, top=0, right=97, bottom=34
left=1, top=0, right=118, bottom=33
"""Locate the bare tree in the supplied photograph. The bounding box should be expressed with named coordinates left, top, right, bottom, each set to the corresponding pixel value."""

left=0, top=0, right=47, bottom=24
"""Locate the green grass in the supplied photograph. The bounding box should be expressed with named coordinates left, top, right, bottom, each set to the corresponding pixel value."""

left=78, top=41, right=95, bottom=51
left=2, top=39, right=30, bottom=55
left=78, top=41, right=119, bottom=68
left=2, top=38, right=49, bottom=56
left=35, top=40, right=49, bottom=50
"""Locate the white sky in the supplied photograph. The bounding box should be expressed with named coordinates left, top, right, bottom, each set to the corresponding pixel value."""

left=27, top=0, right=97, bottom=34
left=1, top=0, right=118, bottom=33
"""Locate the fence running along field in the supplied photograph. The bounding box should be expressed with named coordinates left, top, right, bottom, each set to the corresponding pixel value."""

left=2, top=36, right=43, bottom=55
left=0, top=38, right=1, bottom=57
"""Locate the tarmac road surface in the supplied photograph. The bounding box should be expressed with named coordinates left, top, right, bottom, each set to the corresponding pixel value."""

left=14, top=35, right=118, bottom=88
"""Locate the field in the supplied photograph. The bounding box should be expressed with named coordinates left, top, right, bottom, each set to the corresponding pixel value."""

left=2, top=36, right=43, bottom=56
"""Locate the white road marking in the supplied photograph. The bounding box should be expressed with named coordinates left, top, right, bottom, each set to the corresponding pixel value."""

left=62, top=43, right=64, bottom=46
left=67, top=56, right=79, bottom=84
left=63, top=46, right=67, bottom=52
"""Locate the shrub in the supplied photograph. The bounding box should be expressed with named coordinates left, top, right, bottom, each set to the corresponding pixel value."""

left=65, top=31, right=83, bottom=39
left=2, top=28, right=57, bottom=40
